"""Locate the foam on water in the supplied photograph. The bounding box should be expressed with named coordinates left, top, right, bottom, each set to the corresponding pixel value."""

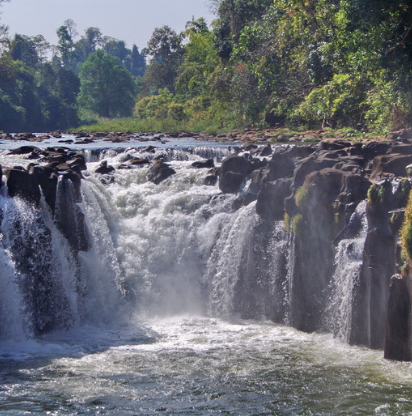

left=2, top=317, right=412, bottom=415
left=0, top=145, right=411, bottom=414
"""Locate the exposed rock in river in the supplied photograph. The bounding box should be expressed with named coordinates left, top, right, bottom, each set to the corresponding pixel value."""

left=3, top=138, right=412, bottom=361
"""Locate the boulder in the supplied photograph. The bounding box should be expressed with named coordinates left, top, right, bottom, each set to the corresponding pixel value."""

left=220, top=155, right=254, bottom=177
left=267, top=153, right=295, bottom=181
left=259, top=144, right=273, bottom=157
left=147, top=160, right=176, bottom=184
left=256, top=178, right=292, bottom=221
left=275, top=144, right=315, bottom=160
left=8, top=145, right=41, bottom=155
left=28, top=165, right=58, bottom=211
left=68, top=155, right=87, bottom=171
left=319, top=139, right=352, bottom=150
left=293, top=155, right=337, bottom=188
left=4, top=168, right=41, bottom=204
left=219, top=155, right=254, bottom=194
left=341, top=173, right=371, bottom=203
left=302, top=168, right=347, bottom=201
left=370, top=154, right=412, bottom=180
left=192, top=159, right=215, bottom=169
left=129, top=158, right=150, bottom=166
left=95, top=160, right=115, bottom=175
left=362, top=141, right=391, bottom=160
left=388, top=143, right=412, bottom=155
left=219, top=171, right=245, bottom=194
left=54, top=177, right=90, bottom=253
left=204, top=168, right=219, bottom=186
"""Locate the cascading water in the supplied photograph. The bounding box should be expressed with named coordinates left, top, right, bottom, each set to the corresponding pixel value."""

left=323, top=201, right=368, bottom=341
left=0, top=144, right=411, bottom=415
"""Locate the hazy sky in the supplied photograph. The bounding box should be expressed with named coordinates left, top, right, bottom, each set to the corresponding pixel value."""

left=1, top=0, right=215, bottom=49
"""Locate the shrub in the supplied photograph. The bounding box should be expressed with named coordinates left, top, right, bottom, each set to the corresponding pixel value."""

left=292, top=213, right=306, bottom=237
left=402, top=191, right=412, bottom=262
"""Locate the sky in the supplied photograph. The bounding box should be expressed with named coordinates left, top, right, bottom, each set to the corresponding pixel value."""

left=1, top=0, right=215, bottom=49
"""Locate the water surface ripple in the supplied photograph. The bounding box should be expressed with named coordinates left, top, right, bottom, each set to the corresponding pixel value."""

left=1, top=317, right=412, bottom=415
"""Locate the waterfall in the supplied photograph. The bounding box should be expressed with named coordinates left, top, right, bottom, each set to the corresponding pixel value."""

left=0, top=146, right=385, bottom=349
left=323, top=201, right=368, bottom=341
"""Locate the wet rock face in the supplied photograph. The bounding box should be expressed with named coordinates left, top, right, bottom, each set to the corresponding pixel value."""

left=218, top=155, right=254, bottom=194
left=256, top=178, right=292, bottom=222
left=2, top=146, right=89, bottom=254
left=3, top=168, right=41, bottom=204
left=384, top=275, right=411, bottom=361
left=220, top=138, right=412, bottom=354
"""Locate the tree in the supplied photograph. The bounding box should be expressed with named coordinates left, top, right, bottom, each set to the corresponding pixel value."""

left=57, top=24, right=75, bottom=69
left=10, top=34, right=40, bottom=68
left=175, top=18, right=218, bottom=97
left=78, top=50, right=136, bottom=118
left=130, top=44, right=146, bottom=77
left=143, top=26, right=184, bottom=93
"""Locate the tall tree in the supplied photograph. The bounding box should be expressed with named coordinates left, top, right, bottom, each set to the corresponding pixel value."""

left=143, top=26, right=184, bottom=93
left=78, top=50, right=136, bottom=118
left=130, top=44, right=146, bottom=77
left=175, top=18, right=218, bottom=97
left=56, top=24, right=75, bottom=69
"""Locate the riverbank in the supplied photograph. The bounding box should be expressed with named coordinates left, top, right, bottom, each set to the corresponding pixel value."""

left=1, top=126, right=401, bottom=147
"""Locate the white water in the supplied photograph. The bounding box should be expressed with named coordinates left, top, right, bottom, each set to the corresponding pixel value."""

left=0, top=146, right=412, bottom=414
left=325, top=201, right=368, bottom=341
left=1, top=317, right=412, bottom=414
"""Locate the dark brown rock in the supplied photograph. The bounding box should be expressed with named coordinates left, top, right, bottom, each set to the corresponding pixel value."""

left=293, top=155, right=337, bottom=188
left=129, top=158, right=150, bottom=166
left=256, top=178, right=292, bottom=222
left=192, top=159, right=215, bottom=169
left=371, top=154, right=412, bottom=180
left=268, top=153, right=295, bottom=181
left=28, top=165, right=58, bottom=211
left=384, top=275, right=411, bottom=361
left=147, top=160, right=176, bottom=184
left=95, top=160, right=115, bottom=175
left=4, top=168, right=41, bottom=204
left=219, top=171, right=245, bottom=194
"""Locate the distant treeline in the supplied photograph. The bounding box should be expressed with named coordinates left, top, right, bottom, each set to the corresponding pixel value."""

left=1, top=0, right=412, bottom=133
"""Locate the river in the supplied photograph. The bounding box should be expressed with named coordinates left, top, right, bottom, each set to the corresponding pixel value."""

left=0, top=137, right=411, bottom=414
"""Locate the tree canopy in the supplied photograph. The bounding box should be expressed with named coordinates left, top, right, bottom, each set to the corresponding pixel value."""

left=2, top=0, right=412, bottom=132
left=78, top=50, right=136, bottom=118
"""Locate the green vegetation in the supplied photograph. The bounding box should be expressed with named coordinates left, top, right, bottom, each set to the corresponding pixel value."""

left=295, top=187, right=309, bottom=210
left=292, top=213, right=306, bottom=237
left=402, top=191, right=412, bottom=262
left=78, top=51, right=136, bottom=118
left=283, top=213, right=291, bottom=233
left=367, top=184, right=389, bottom=207
left=2, top=0, right=412, bottom=133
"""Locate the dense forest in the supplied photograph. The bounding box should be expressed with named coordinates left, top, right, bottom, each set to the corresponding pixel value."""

left=1, top=0, right=412, bottom=133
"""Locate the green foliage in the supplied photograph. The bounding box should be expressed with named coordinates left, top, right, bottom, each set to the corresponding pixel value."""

left=292, top=213, right=306, bottom=237
left=367, top=184, right=387, bottom=207
left=297, top=74, right=367, bottom=128
left=143, top=26, right=184, bottom=94
left=4, top=0, right=412, bottom=133
left=284, top=213, right=290, bottom=233
left=401, top=191, right=412, bottom=262
left=78, top=50, right=136, bottom=118
left=295, top=187, right=309, bottom=210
